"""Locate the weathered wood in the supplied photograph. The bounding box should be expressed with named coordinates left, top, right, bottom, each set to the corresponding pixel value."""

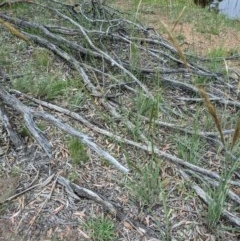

left=0, top=102, right=23, bottom=148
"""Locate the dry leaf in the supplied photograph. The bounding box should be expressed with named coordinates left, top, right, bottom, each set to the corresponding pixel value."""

left=52, top=204, right=64, bottom=214
left=123, top=221, right=133, bottom=230
left=78, top=228, right=90, bottom=239
left=73, top=209, right=86, bottom=219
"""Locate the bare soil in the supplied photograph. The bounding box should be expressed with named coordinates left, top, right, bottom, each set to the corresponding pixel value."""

left=114, top=0, right=240, bottom=55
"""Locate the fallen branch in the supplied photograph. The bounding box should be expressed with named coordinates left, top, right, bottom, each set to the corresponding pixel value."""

left=0, top=87, right=129, bottom=173
left=0, top=88, right=52, bottom=156
left=57, top=175, right=164, bottom=238
left=179, top=169, right=240, bottom=227
left=185, top=169, right=240, bottom=205
left=0, top=102, right=23, bottom=149
left=11, top=90, right=240, bottom=187
left=57, top=176, right=117, bottom=216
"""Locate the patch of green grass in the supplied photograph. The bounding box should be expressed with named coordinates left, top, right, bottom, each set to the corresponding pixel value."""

left=198, top=88, right=240, bottom=229
left=127, top=160, right=162, bottom=207
left=12, top=74, right=69, bottom=100
left=19, top=125, right=31, bottom=138
left=130, top=90, right=161, bottom=138
left=8, top=2, right=45, bottom=22
left=67, top=137, right=89, bottom=165
left=49, top=234, right=62, bottom=241
left=203, top=47, right=230, bottom=73
left=193, top=76, right=211, bottom=85
left=176, top=133, right=207, bottom=164
left=67, top=89, right=85, bottom=107
left=194, top=12, right=224, bottom=35
left=201, top=112, right=216, bottom=132
left=32, top=48, right=54, bottom=68
left=36, top=121, right=46, bottom=132
left=67, top=170, right=79, bottom=182
left=207, top=47, right=229, bottom=58
left=207, top=156, right=240, bottom=229
left=132, top=0, right=240, bottom=35
left=10, top=46, right=82, bottom=102
left=85, top=215, right=116, bottom=241
left=135, top=91, right=157, bottom=116
left=43, top=80, right=69, bottom=100
left=127, top=157, right=172, bottom=240
left=0, top=46, right=11, bottom=67
left=129, top=41, right=140, bottom=69
left=19, top=122, right=46, bottom=139
left=10, top=166, right=22, bottom=176
left=207, top=184, right=228, bottom=229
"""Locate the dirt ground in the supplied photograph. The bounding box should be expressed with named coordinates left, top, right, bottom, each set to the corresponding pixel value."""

left=114, top=0, right=240, bottom=56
